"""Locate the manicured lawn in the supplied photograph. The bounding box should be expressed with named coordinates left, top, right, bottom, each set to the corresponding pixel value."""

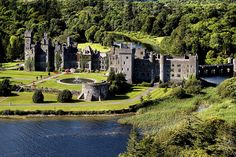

left=147, top=87, right=172, bottom=100
left=37, top=72, right=107, bottom=90
left=77, top=43, right=110, bottom=53
left=37, top=80, right=82, bottom=91
left=2, top=62, right=24, bottom=68
left=0, top=92, right=58, bottom=105
left=0, top=86, right=170, bottom=112
left=0, top=70, right=107, bottom=91
left=0, top=70, right=55, bottom=85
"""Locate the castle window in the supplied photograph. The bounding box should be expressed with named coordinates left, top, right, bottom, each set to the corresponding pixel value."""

left=127, top=68, right=129, bottom=71
left=178, top=69, right=181, bottom=72
left=141, top=52, right=143, bottom=55
left=172, top=74, right=174, bottom=77
left=172, top=64, right=175, bottom=67
left=126, top=56, right=129, bottom=59
left=124, top=61, right=125, bottom=65
left=177, top=74, right=181, bottom=77
left=177, top=64, right=181, bottom=67
left=171, top=69, right=174, bottom=72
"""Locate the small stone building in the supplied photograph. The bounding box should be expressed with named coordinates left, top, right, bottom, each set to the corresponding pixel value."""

left=78, top=82, right=109, bottom=101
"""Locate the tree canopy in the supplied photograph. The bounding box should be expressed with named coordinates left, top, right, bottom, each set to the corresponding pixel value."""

left=0, top=0, right=235, bottom=64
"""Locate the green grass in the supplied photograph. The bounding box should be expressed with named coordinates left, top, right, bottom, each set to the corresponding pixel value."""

left=0, top=92, right=59, bottom=105
left=119, top=87, right=236, bottom=137
left=111, top=31, right=164, bottom=52
left=37, top=72, right=107, bottom=90
left=0, top=86, right=169, bottom=112
left=77, top=43, right=110, bottom=53
left=0, top=70, right=55, bottom=85
left=147, top=87, right=172, bottom=100
left=2, top=62, right=24, bottom=68
left=0, top=70, right=107, bottom=91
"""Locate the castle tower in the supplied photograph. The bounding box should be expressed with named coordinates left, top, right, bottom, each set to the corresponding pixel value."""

left=159, top=55, right=165, bottom=82
left=24, top=30, right=35, bottom=71
left=233, top=59, right=236, bottom=76
left=24, top=30, right=33, bottom=52
left=189, top=54, right=198, bottom=77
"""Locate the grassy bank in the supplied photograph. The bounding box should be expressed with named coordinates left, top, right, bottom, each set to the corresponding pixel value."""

left=119, top=87, right=236, bottom=135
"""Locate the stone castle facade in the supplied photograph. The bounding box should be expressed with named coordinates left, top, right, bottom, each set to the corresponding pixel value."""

left=109, top=42, right=198, bottom=83
left=24, top=30, right=108, bottom=72
left=25, top=31, right=213, bottom=83
left=24, top=30, right=78, bottom=71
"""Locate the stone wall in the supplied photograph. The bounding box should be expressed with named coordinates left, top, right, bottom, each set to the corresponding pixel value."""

left=78, top=82, right=109, bottom=101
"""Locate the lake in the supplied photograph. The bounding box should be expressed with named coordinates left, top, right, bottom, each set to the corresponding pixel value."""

left=0, top=117, right=131, bottom=157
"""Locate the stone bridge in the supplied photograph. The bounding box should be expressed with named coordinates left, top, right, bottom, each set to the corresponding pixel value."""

left=198, top=64, right=234, bottom=77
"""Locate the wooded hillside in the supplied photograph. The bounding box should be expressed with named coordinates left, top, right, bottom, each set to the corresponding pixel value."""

left=0, top=0, right=235, bottom=64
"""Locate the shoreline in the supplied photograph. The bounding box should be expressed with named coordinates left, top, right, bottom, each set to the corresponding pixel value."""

left=0, top=113, right=135, bottom=120
left=0, top=99, right=157, bottom=119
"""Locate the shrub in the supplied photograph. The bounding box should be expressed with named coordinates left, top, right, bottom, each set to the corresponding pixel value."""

left=184, top=75, right=202, bottom=94
left=32, top=90, right=44, bottom=103
left=57, top=89, right=72, bottom=103
left=108, top=72, right=132, bottom=95
left=0, top=79, right=11, bottom=96
left=217, top=77, right=236, bottom=99
left=171, top=87, right=187, bottom=99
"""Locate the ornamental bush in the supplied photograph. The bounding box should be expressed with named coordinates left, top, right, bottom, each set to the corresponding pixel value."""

left=32, top=90, right=44, bottom=103
left=57, top=89, right=72, bottom=103
left=171, top=87, right=187, bottom=99
left=217, top=77, right=236, bottom=99
left=184, top=75, right=202, bottom=94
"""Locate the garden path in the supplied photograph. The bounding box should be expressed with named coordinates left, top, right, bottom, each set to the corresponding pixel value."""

left=0, top=73, right=64, bottom=104
left=25, top=72, right=64, bottom=87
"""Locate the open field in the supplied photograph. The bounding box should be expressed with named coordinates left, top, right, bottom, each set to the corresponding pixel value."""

left=1, top=62, right=24, bottom=69
left=0, top=86, right=171, bottom=112
left=77, top=43, right=110, bottom=53
left=0, top=70, right=107, bottom=91
left=0, top=70, right=55, bottom=85
left=111, top=31, right=164, bottom=52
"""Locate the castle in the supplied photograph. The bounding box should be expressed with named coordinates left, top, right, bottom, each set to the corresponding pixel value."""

left=24, top=30, right=78, bottom=71
left=24, top=30, right=107, bottom=72
left=25, top=31, right=235, bottom=84
left=109, top=42, right=198, bottom=83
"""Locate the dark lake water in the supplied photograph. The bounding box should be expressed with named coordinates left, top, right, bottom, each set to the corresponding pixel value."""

left=0, top=117, right=131, bottom=157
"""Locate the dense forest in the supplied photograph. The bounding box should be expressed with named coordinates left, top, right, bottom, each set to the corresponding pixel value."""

left=0, top=0, right=235, bottom=64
